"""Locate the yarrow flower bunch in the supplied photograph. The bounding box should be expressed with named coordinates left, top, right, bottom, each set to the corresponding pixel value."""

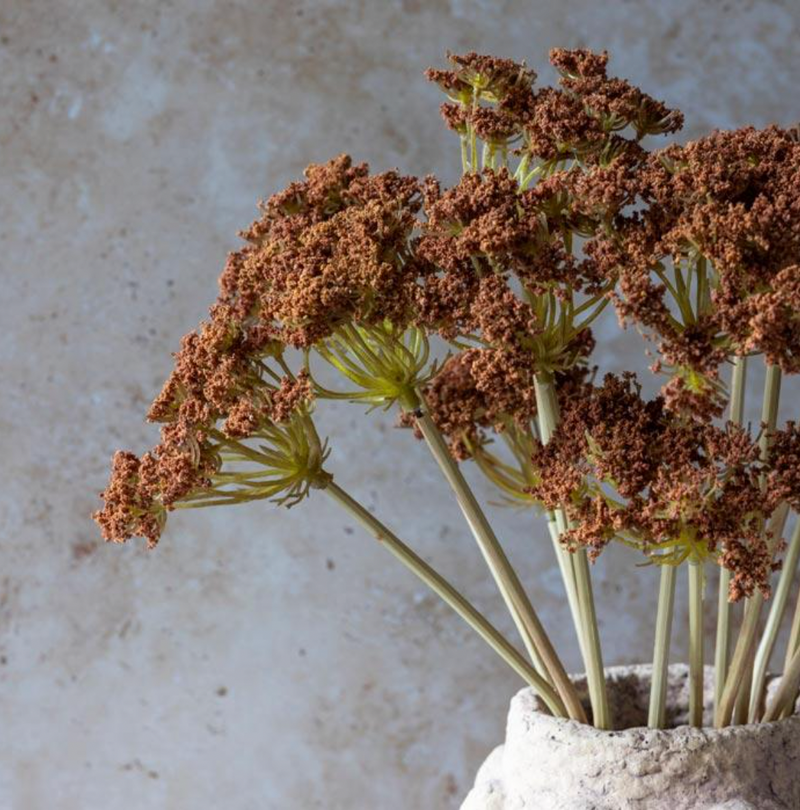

left=94, top=49, right=800, bottom=731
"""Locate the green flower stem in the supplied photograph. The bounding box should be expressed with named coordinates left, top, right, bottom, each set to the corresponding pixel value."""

left=688, top=559, right=705, bottom=727
left=460, top=135, right=470, bottom=174
left=758, top=364, right=783, bottom=477
left=717, top=364, right=783, bottom=727
left=779, top=582, right=800, bottom=720
left=534, top=375, right=584, bottom=664
left=713, top=578, right=731, bottom=712
left=717, top=592, right=763, bottom=727
left=648, top=563, right=677, bottom=729
left=321, top=479, right=566, bottom=716
left=547, top=516, right=588, bottom=666
left=733, top=654, right=755, bottom=726
left=572, top=550, right=609, bottom=728
left=714, top=355, right=748, bottom=712
left=724, top=505, right=789, bottom=726
left=735, top=364, right=784, bottom=720
left=534, top=373, right=611, bottom=730
left=763, top=641, right=800, bottom=723
left=785, top=588, right=800, bottom=674
left=409, top=393, right=587, bottom=724
left=749, top=514, right=800, bottom=723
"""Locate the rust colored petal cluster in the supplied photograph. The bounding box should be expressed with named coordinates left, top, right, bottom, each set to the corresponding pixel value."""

left=524, top=48, right=682, bottom=163
left=599, top=126, right=800, bottom=415
left=413, top=338, right=594, bottom=460
left=95, top=155, right=428, bottom=546
left=425, top=51, right=537, bottom=147
left=417, top=167, right=605, bottom=300
left=220, top=155, right=425, bottom=348
left=527, top=374, right=793, bottom=600
left=96, top=44, right=800, bottom=607
left=404, top=347, right=539, bottom=459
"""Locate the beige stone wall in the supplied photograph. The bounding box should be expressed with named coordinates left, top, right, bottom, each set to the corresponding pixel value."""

left=2, top=1, right=799, bottom=807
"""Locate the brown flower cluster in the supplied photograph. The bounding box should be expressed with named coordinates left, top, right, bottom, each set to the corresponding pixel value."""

left=597, top=126, right=800, bottom=416
left=96, top=45, right=800, bottom=603
left=425, top=51, right=537, bottom=147
left=94, top=310, right=316, bottom=546
left=403, top=347, right=539, bottom=459
left=417, top=168, right=606, bottom=301
left=412, top=335, right=594, bottom=461
left=426, top=48, right=682, bottom=162
left=220, top=154, right=424, bottom=348
left=96, top=155, right=429, bottom=546
left=526, top=373, right=796, bottom=600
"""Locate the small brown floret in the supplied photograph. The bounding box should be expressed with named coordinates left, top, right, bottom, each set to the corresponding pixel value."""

left=409, top=347, right=539, bottom=458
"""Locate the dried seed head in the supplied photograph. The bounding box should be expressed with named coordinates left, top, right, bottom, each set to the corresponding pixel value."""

left=524, top=374, right=790, bottom=596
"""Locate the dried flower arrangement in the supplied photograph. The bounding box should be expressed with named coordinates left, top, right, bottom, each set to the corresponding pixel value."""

left=93, top=48, right=800, bottom=733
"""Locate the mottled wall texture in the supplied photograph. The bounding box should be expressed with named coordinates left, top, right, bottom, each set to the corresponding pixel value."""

left=2, top=2, right=800, bottom=808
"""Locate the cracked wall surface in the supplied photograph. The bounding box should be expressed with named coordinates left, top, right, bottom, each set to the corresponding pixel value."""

left=2, top=1, right=800, bottom=808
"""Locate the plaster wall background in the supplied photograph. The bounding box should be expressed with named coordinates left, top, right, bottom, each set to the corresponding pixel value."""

left=2, top=2, right=800, bottom=808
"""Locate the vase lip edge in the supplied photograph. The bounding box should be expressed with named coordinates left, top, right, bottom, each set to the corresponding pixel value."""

left=511, top=662, right=800, bottom=737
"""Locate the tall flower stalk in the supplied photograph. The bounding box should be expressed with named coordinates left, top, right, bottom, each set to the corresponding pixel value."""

left=409, top=395, right=586, bottom=722
left=688, top=558, right=705, bottom=726
left=322, top=480, right=565, bottom=713
left=534, top=373, right=609, bottom=728
left=713, top=355, right=747, bottom=711
left=648, top=562, right=677, bottom=728
left=716, top=364, right=784, bottom=727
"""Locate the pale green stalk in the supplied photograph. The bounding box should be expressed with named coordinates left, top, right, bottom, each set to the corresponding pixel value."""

left=460, top=136, right=469, bottom=174
left=547, top=517, right=588, bottom=666
left=717, top=365, right=783, bottom=727
left=322, top=480, right=566, bottom=716
left=410, top=395, right=587, bottom=723
left=534, top=373, right=611, bottom=729
left=763, top=641, right=800, bottom=723
left=758, top=364, right=783, bottom=471
left=749, top=514, right=800, bottom=722
left=648, top=563, right=677, bottom=728
left=733, top=646, right=755, bottom=726
left=735, top=365, right=783, bottom=719
left=784, top=586, right=800, bottom=676
left=784, top=576, right=800, bottom=664
left=728, top=505, right=789, bottom=725
left=717, top=593, right=763, bottom=727
left=781, top=594, right=800, bottom=717
left=778, top=568, right=800, bottom=720
left=572, top=551, right=609, bottom=728
left=688, top=559, right=705, bottom=727
left=714, top=355, right=747, bottom=711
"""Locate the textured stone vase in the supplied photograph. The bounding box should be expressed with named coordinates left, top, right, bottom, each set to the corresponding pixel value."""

left=461, top=664, right=800, bottom=810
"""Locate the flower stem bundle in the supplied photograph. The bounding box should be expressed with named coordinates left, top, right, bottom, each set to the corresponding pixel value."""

left=94, top=48, right=800, bottom=730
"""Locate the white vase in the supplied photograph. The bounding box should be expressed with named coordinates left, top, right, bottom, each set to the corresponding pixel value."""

left=462, top=664, right=800, bottom=810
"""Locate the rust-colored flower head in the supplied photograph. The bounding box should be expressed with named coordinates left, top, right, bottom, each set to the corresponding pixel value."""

left=219, top=155, right=425, bottom=348
left=525, top=373, right=789, bottom=599
left=521, top=48, right=682, bottom=165
left=425, top=51, right=537, bottom=149
left=94, top=299, right=326, bottom=547
left=95, top=48, right=800, bottom=613
left=404, top=347, right=539, bottom=459
left=600, top=126, right=800, bottom=417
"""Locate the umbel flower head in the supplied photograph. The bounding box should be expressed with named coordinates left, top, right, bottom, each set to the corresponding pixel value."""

left=93, top=305, right=328, bottom=547
left=219, top=154, right=425, bottom=348
left=524, top=373, right=800, bottom=600
left=94, top=156, right=432, bottom=545
left=593, top=125, right=800, bottom=417
left=426, top=48, right=682, bottom=166
left=92, top=46, right=800, bottom=738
